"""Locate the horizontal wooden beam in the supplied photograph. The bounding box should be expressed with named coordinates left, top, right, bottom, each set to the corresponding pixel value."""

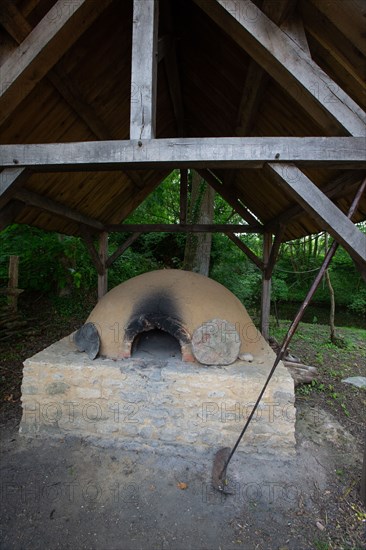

left=194, top=0, right=366, bottom=136
left=1, top=138, right=365, bottom=170
left=15, top=189, right=105, bottom=231
left=106, top=224, right=262, bottom=233
left=226, top=232, right=264, bottom=270
left=266, top=164, right=366, bottom=264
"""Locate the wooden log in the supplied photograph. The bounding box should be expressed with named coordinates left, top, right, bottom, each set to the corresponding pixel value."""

left=283, top=361, right=318, bottom=386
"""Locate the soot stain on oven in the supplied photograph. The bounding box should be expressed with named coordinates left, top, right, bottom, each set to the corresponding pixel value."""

left=124, top=290, right=191, bottom=359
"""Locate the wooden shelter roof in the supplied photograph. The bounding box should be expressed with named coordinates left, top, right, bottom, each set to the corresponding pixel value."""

left=0, top=0, right=365, bottom=244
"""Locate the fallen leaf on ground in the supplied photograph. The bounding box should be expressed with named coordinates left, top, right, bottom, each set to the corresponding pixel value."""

left=177, top=482, right=188, bottom=490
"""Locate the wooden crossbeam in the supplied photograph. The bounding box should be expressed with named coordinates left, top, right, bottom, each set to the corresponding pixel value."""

left=0, top=167, right=29, bottom=210
left=0, top=0, right=113, bottom=127
left=130, top=0, right=159, bottom=140
left=106, top=233, right=141, bottom=269
left=226, top=232, right=264, bottom=270
left=266, top=164, right=366, bottom=264
left=15, top=189, right=105, bottom=231
left=1, top=138, right=364, bottom=170
left=197, top=169, right=261, bottom=226
left=81, top=230, right=105, bottom=276
left=106, top=224, right=262, bottom=233
left=194, top=0, right=366, bottom=136
left=264, top=171, right=365, bottom=230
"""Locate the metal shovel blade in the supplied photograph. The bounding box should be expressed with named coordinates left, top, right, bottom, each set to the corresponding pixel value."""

left=212, top=447, right=231, bottom=493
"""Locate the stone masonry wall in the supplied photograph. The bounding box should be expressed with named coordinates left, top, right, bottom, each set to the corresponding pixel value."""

left=20, top=336, right=296, bottom=455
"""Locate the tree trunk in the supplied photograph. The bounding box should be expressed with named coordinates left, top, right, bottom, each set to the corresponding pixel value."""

left=183, top=171, right=215, bottom=276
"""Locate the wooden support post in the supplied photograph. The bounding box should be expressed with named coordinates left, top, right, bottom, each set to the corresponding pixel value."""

left=361, top=432, right=366, bottom=506
left=261, top=232, right=272, bottom=340
left=180, top=169, right=188, bottom=225
left=98, top=232, right=108, bottom=300
left=130, top=0, right=159, bottom=140
left=7, top=256, right=23, bottom=311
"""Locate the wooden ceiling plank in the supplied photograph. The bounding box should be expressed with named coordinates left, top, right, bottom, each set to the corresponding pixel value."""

left=266, top=163, right=366, bottom=264
left=0, top=0, right=113, bottom=128
left=0, top=167, right=30, bottom=210
left=307, top=0, right=366, bottom=58
left=194, top=0, right=366, bottom=136
left=1, top=137, right=365, bottom=170
left=15, top=188, right=105, bottom=232
left=130, top=0, right=159, bottom=140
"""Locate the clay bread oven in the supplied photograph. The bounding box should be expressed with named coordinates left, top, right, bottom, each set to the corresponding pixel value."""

left=84, top=269, right=263, bottom=364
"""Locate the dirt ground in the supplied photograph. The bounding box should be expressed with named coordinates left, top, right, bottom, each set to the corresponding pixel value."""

left=0, top=293, right=365, bottom=550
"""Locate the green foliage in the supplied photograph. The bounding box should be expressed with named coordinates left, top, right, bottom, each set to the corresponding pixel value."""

left=0, top=173, right=365, bottom=322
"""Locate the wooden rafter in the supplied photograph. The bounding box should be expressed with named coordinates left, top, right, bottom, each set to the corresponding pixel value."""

left=106, top=233, right=141, bottom=269
left=235, top=0, right=295, bottom=136
left=0, top=1, right=144, bottom=192
left=197, top=169, right=261, bottom=226
left=307, top=0, right=366, bottom=58
left=1, top=138, right=364, bottom=170
left=226, top=233, right=264, bottom=270
left=0, top=0, right=113, bottom=127
left=194, top=0, right=366, bottom=136
left=15, top=189, right=105, bottom=232
left=264, top=171, right=365, bottom=230
left=130, top=0, right=159, bottom=140
left=266, top=164, right=366, bottom=264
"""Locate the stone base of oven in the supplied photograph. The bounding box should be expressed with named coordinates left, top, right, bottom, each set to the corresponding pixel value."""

left=20, top=335, right=296, bottom=455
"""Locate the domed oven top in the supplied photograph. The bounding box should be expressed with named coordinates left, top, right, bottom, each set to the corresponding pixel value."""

left=79, top=270, right=264, bottom=364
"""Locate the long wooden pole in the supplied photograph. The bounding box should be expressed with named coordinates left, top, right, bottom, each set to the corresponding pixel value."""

left=218, top=177, right=366, bottom=484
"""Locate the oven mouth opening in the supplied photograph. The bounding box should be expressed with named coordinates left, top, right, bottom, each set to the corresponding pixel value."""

left=123, top=313, right=192, bottom=361
left=132, top=328, right=182, bottom=359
